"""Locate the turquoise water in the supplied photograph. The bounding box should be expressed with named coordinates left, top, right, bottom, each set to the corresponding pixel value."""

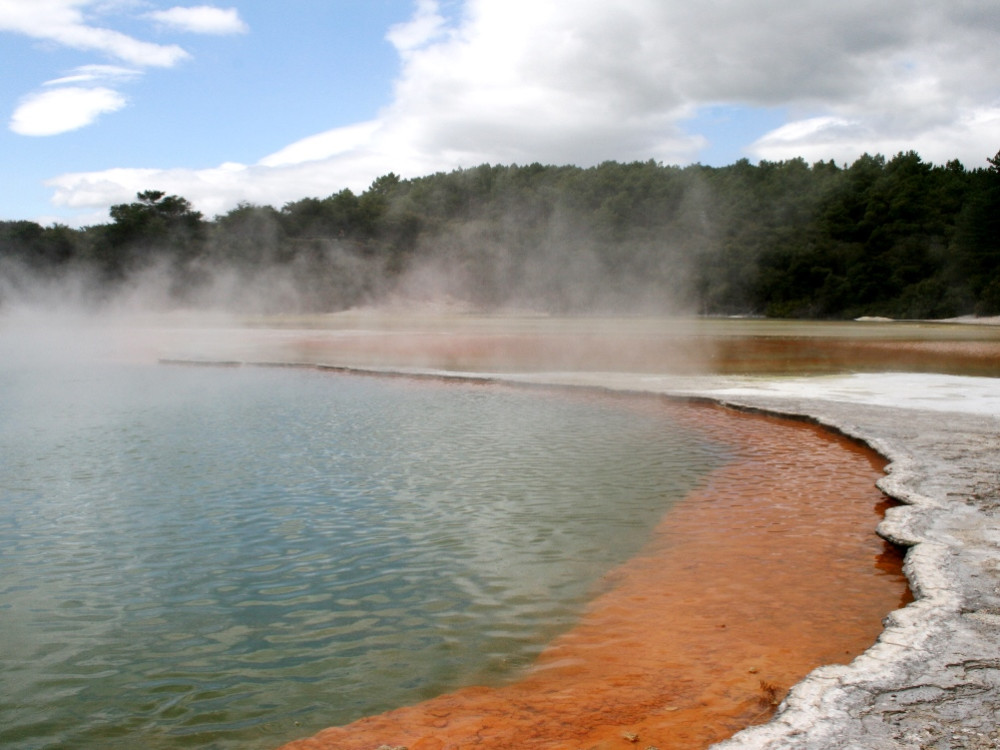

left=0, top=360, right=728, bottom=749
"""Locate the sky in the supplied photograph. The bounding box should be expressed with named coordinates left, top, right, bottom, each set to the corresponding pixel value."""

left=2, top=0, right=999, bottom=227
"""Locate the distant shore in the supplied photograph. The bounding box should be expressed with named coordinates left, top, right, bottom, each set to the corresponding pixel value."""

left=139, top=311, right=1000, bottom=379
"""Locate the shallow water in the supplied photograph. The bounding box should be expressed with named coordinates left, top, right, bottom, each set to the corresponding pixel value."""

left=278, top=405, right=908, bottom=750
left=0, top=362, right=728, bottom=750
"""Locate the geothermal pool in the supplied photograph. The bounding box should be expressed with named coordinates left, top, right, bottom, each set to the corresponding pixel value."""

left=0, top=361, right=735, bottom=749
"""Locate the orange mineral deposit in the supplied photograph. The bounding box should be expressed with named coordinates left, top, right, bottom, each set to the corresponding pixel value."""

left=278, top=399, right=909, bottom=750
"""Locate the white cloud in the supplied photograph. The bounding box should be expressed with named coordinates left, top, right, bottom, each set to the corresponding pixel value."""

left=0, top=0, right=189, bottom=67
left=1, top=1, right=248, bottom=141
left=46, top=145, right=425, bottom=221
left=386, top=0, right=447, bottom=54
left=752, top=108, right=1000, bottom=167
left=43, top=64, right=140, bottom=86
left=259, top=121, right=384, bottom=168
left=10, top=86, right=127, bottom=136
left=146, top=6, right=249, bottom=35
left=38, top=0, right=1000, bottom=222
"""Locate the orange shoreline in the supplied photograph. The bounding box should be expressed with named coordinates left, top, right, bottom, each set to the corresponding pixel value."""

left=277, top=397, right=908, bottom=750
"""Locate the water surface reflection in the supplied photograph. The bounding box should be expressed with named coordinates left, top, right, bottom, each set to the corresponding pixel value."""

left=0, top=363, right=726, bottom=749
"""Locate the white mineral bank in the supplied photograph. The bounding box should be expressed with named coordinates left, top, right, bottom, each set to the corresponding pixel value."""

left=712, top=372, right=1000, bottom=417
left=497, top=370, right=1000, bottom=417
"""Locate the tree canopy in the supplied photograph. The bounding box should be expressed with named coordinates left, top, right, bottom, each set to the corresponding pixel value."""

left=2, top=150, right=999, bottom=316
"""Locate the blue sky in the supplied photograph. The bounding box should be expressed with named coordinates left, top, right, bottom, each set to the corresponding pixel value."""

left=2, top=1, right=999, bottom=226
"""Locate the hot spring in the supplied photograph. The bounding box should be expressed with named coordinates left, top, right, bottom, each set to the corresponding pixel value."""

left=0, top=359, right=734, bottom=749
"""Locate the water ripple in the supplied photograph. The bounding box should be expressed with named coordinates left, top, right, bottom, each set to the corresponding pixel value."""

left=0, top=364, right=728, bottom=750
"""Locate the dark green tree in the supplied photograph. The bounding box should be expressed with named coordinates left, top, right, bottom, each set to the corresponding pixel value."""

left=951, top=151, right=1000, bottom=314
left=94, top=191, right=205, bottom=279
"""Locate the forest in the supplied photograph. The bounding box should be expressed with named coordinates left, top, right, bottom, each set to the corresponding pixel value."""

left=1, top=149, right=998, bottom=318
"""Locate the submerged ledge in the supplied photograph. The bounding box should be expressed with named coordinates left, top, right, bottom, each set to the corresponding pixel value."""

left=165, top=359, right=1000, bottom=747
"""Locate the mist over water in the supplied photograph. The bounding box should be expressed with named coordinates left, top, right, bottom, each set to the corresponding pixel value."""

left=0, top=348, right=730, bottom=750
left=2, top=165, right=708, bottom=319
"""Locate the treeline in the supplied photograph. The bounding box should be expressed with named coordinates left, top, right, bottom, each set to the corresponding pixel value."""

left=2, top=150, right=999, bottom=317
